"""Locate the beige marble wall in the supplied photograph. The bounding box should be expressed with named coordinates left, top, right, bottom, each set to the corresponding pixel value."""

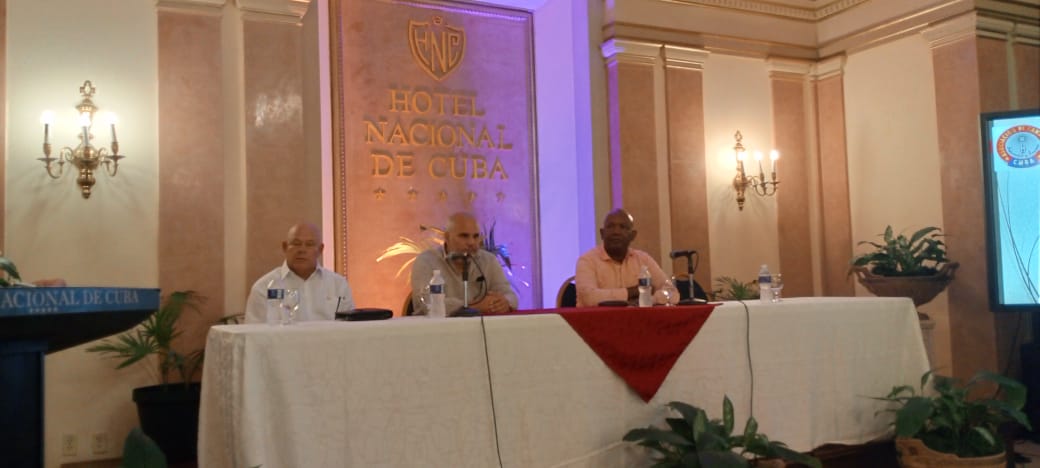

left=663, top=46, right=712, bottom=288
left=931, top=33, right=999, bottom=376
left=243, top=16, right=312, bottom=288
left=0, top=0, right=5, bottom=254
left=1016, top=43, right=1039, bottom=107
left=604, top=40, right=664, bottom=259
left=770, top=67, right=814, bottom=298
left=813, top=70, right=855, bottom=297
left=157, top=7, right=226, bottom=359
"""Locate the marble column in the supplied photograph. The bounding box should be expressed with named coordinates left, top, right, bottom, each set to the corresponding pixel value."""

left=602, top=39, right=665, bottom=260
left=768, top=59, right=814, bottom=298
left=157, top=0, right=227, bottom=349
left=925, top=14, right=999, bottom=377
left=662, top=45, right=712, bottom=290
left=812, top=56, right=855, bottom=297
left=239, top=1, right=315, bottom=291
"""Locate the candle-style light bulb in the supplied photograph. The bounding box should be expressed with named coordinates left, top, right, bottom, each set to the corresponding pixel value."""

left=769, top=149, right=780, bottom=175
left=40, top=111, right=55, bottom=144
left=103, top=112, right=119, bottom=144
left=79, top=112, right=91, bottom=145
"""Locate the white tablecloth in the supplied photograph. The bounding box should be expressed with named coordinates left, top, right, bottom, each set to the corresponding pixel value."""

left=198, top=297, right=929, bottom=468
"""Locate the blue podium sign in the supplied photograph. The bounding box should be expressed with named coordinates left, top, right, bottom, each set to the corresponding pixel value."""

left=0, top=287, right=160, bottom=468
left=0, top=287, right=160, bottom=316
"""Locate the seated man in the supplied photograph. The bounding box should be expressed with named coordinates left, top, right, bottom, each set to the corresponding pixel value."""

left=410, top=212, right=517, bottom=315
left=244, top=222, right=354, bottom=323
left=575, top=208, right=678, bottom=307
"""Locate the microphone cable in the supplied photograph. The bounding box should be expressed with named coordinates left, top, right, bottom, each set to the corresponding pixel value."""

left=478, top=303, right=505, bottom=467
left=736, top=299, right=756, bottom=419
left=473, top=257, right=489, bottom=303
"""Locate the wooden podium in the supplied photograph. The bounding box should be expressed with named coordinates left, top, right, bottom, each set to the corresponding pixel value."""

left=0, top=287, right=159, bottom=468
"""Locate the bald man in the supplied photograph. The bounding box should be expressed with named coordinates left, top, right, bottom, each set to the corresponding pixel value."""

left=410, top=212, right=517, bottom=315
left=244, top=222, right=355, bottom=323
left=575, top=209, right=677, bottom=307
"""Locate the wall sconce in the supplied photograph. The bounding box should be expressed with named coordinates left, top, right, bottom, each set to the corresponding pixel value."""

left=731, top=130, right=779, bottom=210
left=38, top=80, right=123, bottom=199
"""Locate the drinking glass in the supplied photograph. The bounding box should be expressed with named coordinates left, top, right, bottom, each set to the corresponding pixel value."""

left=769, top=274, right=784, bottom=303
left=281, top=288, right=300, bottom=325
left=661, top=280, right=676, bottom=306
left=418, top=285, right=430, bottom=314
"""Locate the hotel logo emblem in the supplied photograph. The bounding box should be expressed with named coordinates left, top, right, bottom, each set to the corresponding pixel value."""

left=408, top=16, right=466, bottom=81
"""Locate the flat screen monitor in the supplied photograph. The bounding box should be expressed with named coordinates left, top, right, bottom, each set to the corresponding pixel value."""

left=981, top=108, right=1040, bottom=313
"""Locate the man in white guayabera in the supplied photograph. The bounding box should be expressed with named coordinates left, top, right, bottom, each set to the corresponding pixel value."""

left=244, top=222, right=354, bottom=323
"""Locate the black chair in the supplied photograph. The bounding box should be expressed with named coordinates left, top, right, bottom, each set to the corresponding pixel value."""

left=556, top=276, right=577, bottom=308
left=674, top=274, right=709, bottom=302
left=402, top=292, right=417, bottom=316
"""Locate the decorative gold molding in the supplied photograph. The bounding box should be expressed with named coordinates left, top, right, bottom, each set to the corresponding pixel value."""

left=236, top=0, right=310, bottom=21
left=606, top=21, right=818, bottom=59
left=156, top=0, right=225, bottom=14
left=601, top=38, right=662, bottom=65
left=1016, top=23, right=1040, bottom=45
left=662, top=45, right=710, bottom=70
left=812, top=54, right=846, bottom=79
left=922, top=12, right=978, bottom=48
left=657, top=0, right=870, bottom=21
left=766, top=57, right=812, bottom=75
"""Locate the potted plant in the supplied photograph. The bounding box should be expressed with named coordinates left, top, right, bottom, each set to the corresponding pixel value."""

left=624, top=396, right=822, bottom=467
left=849, top=225, right=959, bottom=307
left=0, top=253, right=21, bottom=286
left=873, top=370, right=1032, bottom=467
left=87, top=290, right=205, bottom=464
left=712, top=276, right=759, bottom=301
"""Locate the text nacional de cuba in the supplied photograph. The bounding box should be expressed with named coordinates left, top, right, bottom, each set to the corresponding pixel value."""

left=364, top=87, right=514, bottom=180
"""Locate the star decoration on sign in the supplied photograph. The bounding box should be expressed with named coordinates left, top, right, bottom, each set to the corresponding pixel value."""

left=407, top=187, right=418, bottom=201
left=496, top=191, right=506, bottom=203
left=465, top=191, right=477, bottom=206
left=438, top=190, right=447, bottom=202
left=374, top=187, right=386, bottom=200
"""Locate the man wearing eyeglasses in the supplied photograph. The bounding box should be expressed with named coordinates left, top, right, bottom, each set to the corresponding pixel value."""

left=244, top=222, right=355, bottom=323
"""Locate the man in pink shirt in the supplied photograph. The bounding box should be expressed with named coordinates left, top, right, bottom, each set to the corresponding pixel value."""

left=575, top=209, right=678, bottom=307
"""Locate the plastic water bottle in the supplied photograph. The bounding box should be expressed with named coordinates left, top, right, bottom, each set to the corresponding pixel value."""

left=638, top=265, right=652, bottom=307
left=758, top=264, right=772, bottom=304
left=428, top=269, right=446, bottom=318
left=265, top=278, right=284, bottom=325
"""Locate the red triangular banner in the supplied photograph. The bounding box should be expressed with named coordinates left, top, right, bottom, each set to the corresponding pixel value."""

left=558, top=305, right=716, bottom=402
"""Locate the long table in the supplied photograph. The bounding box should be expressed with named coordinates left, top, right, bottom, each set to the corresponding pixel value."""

left=199, top=297, right=929, bottom=468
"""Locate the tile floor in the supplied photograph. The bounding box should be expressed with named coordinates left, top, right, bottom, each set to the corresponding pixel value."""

left=1017, top=439, right=1040, bottom=467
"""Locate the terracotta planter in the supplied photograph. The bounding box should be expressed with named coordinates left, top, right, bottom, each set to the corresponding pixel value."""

left=894, top=437, right=1004, bottom=468
left=850, top=262, right=959, bottom=308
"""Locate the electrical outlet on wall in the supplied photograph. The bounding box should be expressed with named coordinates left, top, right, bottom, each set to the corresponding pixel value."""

left=61, top=434, right=77, bottom=457
left=91, top=432, right=109, bottom=454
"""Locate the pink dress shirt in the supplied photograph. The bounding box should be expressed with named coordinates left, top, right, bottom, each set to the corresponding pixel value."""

left=574, top=245, right=678, bottom=307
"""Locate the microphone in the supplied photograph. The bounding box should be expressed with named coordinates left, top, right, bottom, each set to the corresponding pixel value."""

left=669, top=249, right=697, bottom=259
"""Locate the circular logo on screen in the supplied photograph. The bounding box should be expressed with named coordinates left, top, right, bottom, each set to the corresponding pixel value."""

left=996, top=125, right=1040, bottom=168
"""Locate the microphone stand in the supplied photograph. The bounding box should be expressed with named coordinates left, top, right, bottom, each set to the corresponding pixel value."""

left=677, top=253, right=702, bottom=305
left=454, top=254, right=481, bottom=317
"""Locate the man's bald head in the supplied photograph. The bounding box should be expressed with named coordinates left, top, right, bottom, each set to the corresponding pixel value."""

left=600, top=208, right=636, bottom=262
left=282, top=222, right=324, bottom=278
left=444, top=212, right=482, bottom=256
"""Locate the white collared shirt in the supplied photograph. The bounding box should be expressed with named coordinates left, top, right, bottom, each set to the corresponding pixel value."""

left=244, top=262, right=355, bottom=323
